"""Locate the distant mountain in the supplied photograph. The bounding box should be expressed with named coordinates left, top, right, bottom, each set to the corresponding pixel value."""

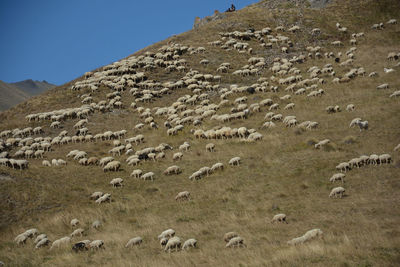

left=11, top=79, right=55, bottom=95
left=0, top=79, right=55, bottom=111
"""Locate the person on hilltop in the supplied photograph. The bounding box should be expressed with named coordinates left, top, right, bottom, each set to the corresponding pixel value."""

left=226, top=3, right=236, bottom=12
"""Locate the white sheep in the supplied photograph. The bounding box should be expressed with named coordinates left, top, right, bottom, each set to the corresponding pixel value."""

left=110, top=177, right=124, bottom=187
left=173, top=152, right=183, bottom=161
left=89, top=240, right=104, bottom=249
left=329, top=187, right=346, bottom=198
left=211, top=162, right=224, bottom=172
left=271, top=213, right=287, bottom=223
left=158, top=229, right=175, bottom=240
left=34, top=234, right=47, bottom=244
left=229, top=157, right=241, bottom=166
left=70, top=218, right=80, bottom=227
left=92, top=220, right=102, bottom=229
left=71, top=228, right=84, bottom=237
left=130, top=169, right=143, bottom=178
left=336, top=162, right=351, bottom=172
left=182, top=238, right=198, bottom=250
left=125, top=237, right=143, bottom=247
left=142, top=172, right=155, bottom=181
left=35, top=238, right=50, bottom=249
left=224, top=232, right=239, bottom=242
left=90, top=192, right=103, bottom=200
left=226, top=236, right=245, bottom=248
left=330, top=173, right=345, bottom=183
left=206, top=143, right=215, bottom=152
left=379, top=154, right=392, bottom=164
left=346, top=104, right=355, bottom=111
left=315, top=139, right=330, bottom=149
left=164, top=236, right=181, bottom=252
left=95, top=193, right=111, bottom=204
left=50, top=236, right=71, bottom=250
left=175, top=191, right=190, bottom=201
left=376, top=83, right=389, bottom=90
left=287, top=229, right=323, bottom=245
left=164, top=165, right=181, bottom=175
left=389, top=90, right=400, bottom=98
left=103, top=161, right=120, bottom=172
left=42, top=160, right=51, bottom=167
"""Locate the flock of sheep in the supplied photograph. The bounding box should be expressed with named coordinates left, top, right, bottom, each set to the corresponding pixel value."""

left=1, top=8, right=398, bottom=259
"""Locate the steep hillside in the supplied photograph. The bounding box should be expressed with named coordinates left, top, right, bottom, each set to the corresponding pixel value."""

left=0, top=80, right=55, bottom=111
left=0, top=0, right=400, bottom=266
left=0, top=81, right=30, bottom=111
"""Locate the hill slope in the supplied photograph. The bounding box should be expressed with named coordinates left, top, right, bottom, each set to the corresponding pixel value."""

left=11, top=79, right=55, bottom=96
left=0, top=0, right=399, bottom=266
left=0, top=80, right=55, bottom=111
left=0, top=80, right=30, bottom=111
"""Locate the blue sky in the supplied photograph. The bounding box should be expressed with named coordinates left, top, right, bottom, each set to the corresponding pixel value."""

left=0, top=0, right=258, bottom=85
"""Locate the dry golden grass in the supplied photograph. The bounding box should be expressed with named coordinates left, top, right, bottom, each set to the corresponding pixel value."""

left=1, top=0, right=400, bottom=266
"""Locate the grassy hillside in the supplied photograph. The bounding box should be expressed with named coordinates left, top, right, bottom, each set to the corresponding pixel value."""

left=0, top=0, right=400, bottom=266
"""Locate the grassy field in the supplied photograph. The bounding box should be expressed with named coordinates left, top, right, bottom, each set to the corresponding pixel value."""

left=1, top=0, right=400, bottom=266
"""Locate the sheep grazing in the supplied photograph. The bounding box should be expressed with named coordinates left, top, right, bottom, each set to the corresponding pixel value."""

left=103, top=160, right=120, bottom=172
left=175, top=191, right=190, bottom=201
left=34, top=234, right=47, bottom=244
left=226, top=236, right=245, bottom=248
left=326, top=105, right=341, bottom=114
left=71, top=228, right=85, bottom=237
left=336, top=162, right=351, bottom=172
left=389, top=90, right=400, bottom=98
left=15, top=233, right=28, bottom=245
left=346, top=104, right=355, bottom=111
left=95, top=193, right=111, bottom=204
left=211, top=162, right=224, bottom=172
left=110, top=177, right=124, bottom=187
left=329, top=187, right=346, bottom=198
left=90, top=191, right=103, bottom=200
left=164, top=165, right=181, bottom=175
left=224, top=232, right=239, bottom=242
left=142, top=172, right=155, bottom=181
left=92, top=220, right=102, bottom=229
left=229, top=157, right=241, bottom=166
left=314, top=139, right=330, bottom=149
left=164, top=236, right=181, bottom=252
left=376, top=83, right=389, bottom=90
left=182, top=238, right=198, bottom=250
left=50, top=236, right=71, bottom=250
left=125, top=237, right=143, bottom=247
left=70, top=218, right=80, bottom=228
left=287, top=229, right=323, bottom=245
left=158, top=229, right=175, bottom=240
left=379, top=154, right=392, bottom=164
left=130, top=169, right=143, bottom=178
left=89, top=240, right=105, bottom=249
left=173, top=152, right=183, bottom=161
left=35, top=238, right=50, bottom=249
left=206, top=143, right=215, bottom=152
left=330, top=173, right=345, bottom=183
left=271, top=213, right=288, bottom=224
